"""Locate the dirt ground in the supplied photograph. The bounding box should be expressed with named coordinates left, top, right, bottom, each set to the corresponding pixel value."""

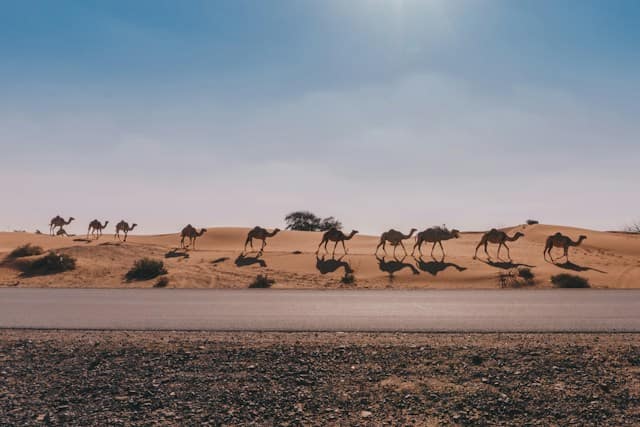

left=1, top=331, right=639, bottom=426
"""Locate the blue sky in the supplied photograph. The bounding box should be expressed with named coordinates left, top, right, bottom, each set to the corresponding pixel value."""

left=1, top=0, right=639, bottom=234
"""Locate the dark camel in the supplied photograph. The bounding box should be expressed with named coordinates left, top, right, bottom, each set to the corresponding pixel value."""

left=316, top=228, right=358, bottom=256
left=473, top=229, right=525, bottom=261
left=180, top=224, right=207, bottom=249
left=412, top=226, right=460, bottom=257
left=243, top=226, right=281, bottom=254
left=87, top=219, right=109, bottom=240
left=544, top=232, right=587, bottom=263
left=49, top=216, right=74, bottom=236
left=114, top=221, right=137, bottom=242
left=375, top=228, right=417, bottom=257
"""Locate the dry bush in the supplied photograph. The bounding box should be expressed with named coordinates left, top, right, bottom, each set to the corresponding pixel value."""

left=19, top=252, right=76, bottom=276
left=126, top=258, right=167, bottom=281
left=249, top=274, right=275, bottom=288
left=551, top=274, right=590, bottom=288
left=498, top=267, right=535, bottom=288
left=7, top=244, right=44, bottom=259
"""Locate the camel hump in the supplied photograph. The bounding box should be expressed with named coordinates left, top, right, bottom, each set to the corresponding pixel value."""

left=489, top=228, right=498, bottom=232
left=554, top=232, right=562, bottom=236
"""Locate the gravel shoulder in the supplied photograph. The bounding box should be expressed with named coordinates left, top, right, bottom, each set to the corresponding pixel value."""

left=1, top=331, right=639, bottom=426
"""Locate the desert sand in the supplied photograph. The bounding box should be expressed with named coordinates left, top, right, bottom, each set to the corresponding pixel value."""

left=0, top=224, right=638, bottom=289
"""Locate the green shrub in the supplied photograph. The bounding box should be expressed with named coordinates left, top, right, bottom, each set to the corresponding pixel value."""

left=126, top=258, right=167, bottom=281
left=551, top=274, right=590, bottom=288
left=249, top=274, right=275, bottom=288
left=19, top=252, right=76, bottom=276
left=7, top=244, right=44, bottom=259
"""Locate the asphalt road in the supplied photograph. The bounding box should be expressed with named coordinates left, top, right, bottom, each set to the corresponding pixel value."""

left=0, top=289, right=639, bottom=332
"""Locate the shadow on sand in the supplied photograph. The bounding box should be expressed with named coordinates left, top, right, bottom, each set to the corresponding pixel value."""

left=476, top=258, right=535, bottom=270
left=551, top=261, right=607, bottom=274
left=315, top=254, right=353, bottom=275
left=377, top=255, right=419, bottom=278
left=235, top=253, right=267, bottom=268
left=413, top=256, right=467, bottom=276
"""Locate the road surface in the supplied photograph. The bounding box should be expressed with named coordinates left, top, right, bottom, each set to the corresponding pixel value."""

left=0, top=289, right=639, bottom=332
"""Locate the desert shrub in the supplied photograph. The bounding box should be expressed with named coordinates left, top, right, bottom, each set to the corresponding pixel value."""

left=498, top=267, right=535, bottom=288
left=551, top=274, right=590, bottom=288
left=19, top=251, right=76, bottom=276
left=249, top=274, right=275, bottom=288
left=154, top=277, right=170, bottom=288
left=126, top=258, right=167, bottom=281
left=526, top=219, right=539, bottom=225
left=341, top=272, right=355, bottom=285
left=7, top=244, right=44, bottom=259
left=285, top=211, right=343, bottom=232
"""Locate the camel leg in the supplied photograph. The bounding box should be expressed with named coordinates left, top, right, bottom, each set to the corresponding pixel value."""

left=438, top=241, right=445, bottom=258
left=473, top=241, right=484, bottom=259
left=430, top=242, right=437, bottom=257
left=123, top=232, right=127, bottom=242
left=411, top=240, right=419, bottom=256
left=259, top=239, right=266, bottom=254
left=342, top=240, right=348, bottom=254
left=243, top=237, right=251, bottom=253
left=332, top=241, right=338, bottom=256
left=400, top=241, right=408, bottom=257
left=484, top=242, right=491, bottom=259
left=503, top=242, right=512, bottom=261
left=564, top=247, right=569, bottom=262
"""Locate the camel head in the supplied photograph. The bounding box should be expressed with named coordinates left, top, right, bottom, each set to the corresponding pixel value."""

left=451, top=229, right=461, bottom=238
left=68, top=217, right=75, bottom=223
left=348, top=230, right=359, bottom=239
left=578, top=235, right=587, bottom=243
left=199, top=228, right=208, bottom=236
left=131, top=223, right=138, bottom=230
left=513, top=232, right=525, bottom=240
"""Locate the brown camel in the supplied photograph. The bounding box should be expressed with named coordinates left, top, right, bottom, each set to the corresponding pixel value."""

left=49, top=216, right=74, bottom=236
left=544, top=232, right=587, bottom=263
left=412, top=226, right=460, bottom=257
left=473, top=229, right=525, bottom=261
left=243, top=226, right=281, bottom=254
left=87, top=219, right=109, bottom=240
left=114, top=220, right=137, bottom=242
left=316, top=228, right=359, bottom=256
left=180, top=224, right=207, bottom=249
left=375, top=228, right=417, bottom=257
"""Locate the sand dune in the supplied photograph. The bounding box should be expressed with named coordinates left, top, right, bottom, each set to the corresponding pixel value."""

left=0, top=224, right=638, bottom=289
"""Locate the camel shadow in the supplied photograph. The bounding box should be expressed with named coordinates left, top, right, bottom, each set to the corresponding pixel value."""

left=413, top=256, right=467, bottom=276
left=315, top=254, right=353, bottom=275
left=552, top=261, right=607, bottom=274
left=377, top=255, right=419, bottom=278
left=235, top=253, right=267, bottom=268
left=73, top=238, right=92, bottom=244
left=477, top=258, right=535, bottom=271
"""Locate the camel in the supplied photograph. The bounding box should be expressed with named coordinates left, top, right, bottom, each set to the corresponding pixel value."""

left=243, top=226, right=281, bottom=254
left=316, top=228, right=359, bottom=256
left=473, top=229, right=525, bottom=261
left=114, top=220, right=137, bottom=242
left=412, top=226, right=460, bottom=257
left=87, top=219, right=109, bottom=240
left=544, top=232, right=587, bottom=263
left=180, top=224, right=207, bottom=249
left=49, top=216, right=74, bottom=236
left=375, top=228, right=417, bottom=257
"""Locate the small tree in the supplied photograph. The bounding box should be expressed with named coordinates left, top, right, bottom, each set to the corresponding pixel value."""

left=285, top=211, right=343, bottom=232
left=319, top=216, right=342, bottom=231
left=285, top=211, right=321, bottom=231
left=625, top=221, right=640, bottom=233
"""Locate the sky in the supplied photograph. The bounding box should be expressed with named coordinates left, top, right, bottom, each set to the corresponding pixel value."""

left=1, top=0, right=639, bottom=234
